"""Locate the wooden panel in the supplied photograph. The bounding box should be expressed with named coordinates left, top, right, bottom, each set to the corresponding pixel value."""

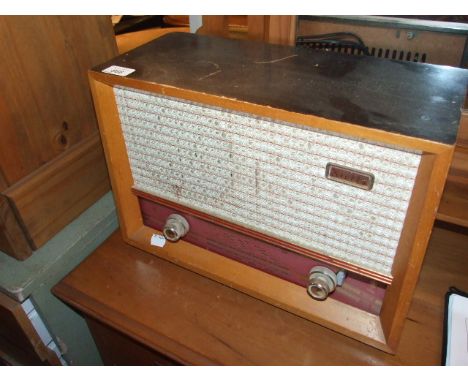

left=0, top=196, right=32, bottom=260
left=247, top=16, right=268, bottom=41
left=437, top=146, right=468, bottom=227
left=0, top=16, right=117, bottom=185
left=116, top=27, right=189, bottom=54
left=379, top=153, right=447, bottom=349
left=0, top=292, right=60, bottom=365
left=0, top=337, right=42, bottom=365
left=163, top=16, right=189, bottom=27
left=456, top=109, right=468, bottom=148
left=53, top=226, right=468, bottom=365
left=0, top=16, right=117, bottom=259
left=3, top=132, right=110, bottom=250
left=198, top=16, right=248, bottom=39
left=86, top=318, right=179, bottom=365
left=0, top=170, right=8, bottom=192
left=199, top=16, right=229, bottom=37
left=267, top=16, right=297, bottom=45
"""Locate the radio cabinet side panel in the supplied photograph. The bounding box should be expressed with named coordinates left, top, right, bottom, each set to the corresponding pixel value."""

left=88, top=75, right=143, bottom=239
left=437, top=107, right=468, bottom=227
left=437, top=146, right=468, bottom=226
left=380, top=148, right=454, bottom=349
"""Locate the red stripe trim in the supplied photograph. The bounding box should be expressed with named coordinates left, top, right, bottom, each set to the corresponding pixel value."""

left=133, top=188, right=393, bottom=285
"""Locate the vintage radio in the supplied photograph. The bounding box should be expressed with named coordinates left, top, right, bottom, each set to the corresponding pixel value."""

left=89, top=32, right=467, bottom=353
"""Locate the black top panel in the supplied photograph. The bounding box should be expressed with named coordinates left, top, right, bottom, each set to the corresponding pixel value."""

left=93, top=32, right=468, bottom=144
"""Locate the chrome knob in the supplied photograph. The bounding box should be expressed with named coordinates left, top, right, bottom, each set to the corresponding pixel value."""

left=163, top=214, right=190, bottom=242
left=307, top=266, right=338, bottom=301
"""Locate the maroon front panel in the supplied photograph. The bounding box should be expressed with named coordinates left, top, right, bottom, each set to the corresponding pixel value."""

left=139, top=196, right=386, bottom=315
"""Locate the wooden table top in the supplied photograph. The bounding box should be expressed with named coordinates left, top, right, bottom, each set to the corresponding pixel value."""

left=53, top=224, right=468, bottom=365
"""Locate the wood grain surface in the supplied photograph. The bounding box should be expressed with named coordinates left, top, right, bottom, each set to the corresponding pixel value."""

left=0, top=171, right=8, bottom=193
left=0, top=16, right=117, bottom=259
left=267, top=16, right=297, bottom=45
left=199, top=16, right=229, bottom=37
left=437, top=146, right=468, bottom=227
left=0, top=16, right=117, bottom=186
left=198, top=16, right=297, bottom=45
left=3, top=132, right=110, bottom=249
left=247, top=16, right=268, bottom=41
left=53, top=225, right=468, bottom=365
left=0, top=196, right=32, bottom=260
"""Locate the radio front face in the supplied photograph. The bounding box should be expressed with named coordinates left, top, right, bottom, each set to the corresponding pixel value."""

left=113, top=85, right=422, bottom=308
left=88, top=73, right=457, bottom=353
left=89, top=32, right=464, bottom=353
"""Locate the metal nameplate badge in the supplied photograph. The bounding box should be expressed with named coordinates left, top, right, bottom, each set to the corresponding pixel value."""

left=325, top=163, right=374, bottom=190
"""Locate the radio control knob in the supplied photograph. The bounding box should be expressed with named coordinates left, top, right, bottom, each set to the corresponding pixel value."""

left=307, top=266, right=338, bottom=301
left=163, top=214, right=190, bottom=242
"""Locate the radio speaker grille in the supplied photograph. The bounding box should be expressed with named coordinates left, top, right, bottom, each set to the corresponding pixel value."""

left=114, top=86, right=421, bottom=277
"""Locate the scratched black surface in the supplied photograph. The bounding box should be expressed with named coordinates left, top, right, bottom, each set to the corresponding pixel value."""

left=94, top=32, right=468, bottom=144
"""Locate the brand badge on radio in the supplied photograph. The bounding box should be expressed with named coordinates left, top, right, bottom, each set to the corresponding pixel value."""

left=325, top=163, right=374, bottom=190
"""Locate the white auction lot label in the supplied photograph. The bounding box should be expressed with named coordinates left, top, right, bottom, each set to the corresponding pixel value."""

left=150, top=234, right=166, bottom=248
left=102, top=65, right=136, bottom=77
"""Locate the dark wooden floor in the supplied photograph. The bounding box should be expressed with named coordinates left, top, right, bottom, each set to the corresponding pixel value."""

left=54, top=223, right=468, bottom=365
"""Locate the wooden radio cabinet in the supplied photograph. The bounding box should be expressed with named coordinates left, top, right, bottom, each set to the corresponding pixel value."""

left=89, top=32, right=467, bottom=352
